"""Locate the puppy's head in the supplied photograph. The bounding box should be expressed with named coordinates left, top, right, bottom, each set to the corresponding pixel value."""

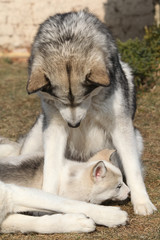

left=88, top=160, right=130, bottom=204
left=62, top=149, right=129, bottom=203
left=26, top=13, right=111, bottom=128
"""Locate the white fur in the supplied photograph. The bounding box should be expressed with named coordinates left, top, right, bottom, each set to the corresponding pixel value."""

left=56, top=98, right=91, bottom=127
left=20, top=115, right=43, bottom=155
left=0, top=148, right=130, bottom=233
left=22, top=11, right=156, bottom=216
left=0, top=137, right=20, bottom=159
left=42, top=121, right=68, bottom=193
left=1, top=214, right=95, bottom=234
left=0, top=59, right=156, bottom=216
left=0, top=180, right=128, bottom=233
left=42, top=77, right=156, bottom=214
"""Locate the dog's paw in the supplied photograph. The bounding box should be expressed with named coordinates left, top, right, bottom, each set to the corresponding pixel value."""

left=64, top=213, right=96, bottom=233
left=133, top=199, right=157, bottom=216
left=104, top=208, right=128, bottom=228
left=90, top=206, right=128, bottom=227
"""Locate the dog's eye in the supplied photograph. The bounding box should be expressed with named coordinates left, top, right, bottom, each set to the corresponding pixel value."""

left=85, top=74, right=99, bottom=87
left=117, top=184, right=122, bottom=189
left=41, top=82, right=53, bottom=95
left=82, top=74, right=99, bottom=96
left=41, top=75, right=58, bottom=97
left=44, top=75, right=50, bottom=83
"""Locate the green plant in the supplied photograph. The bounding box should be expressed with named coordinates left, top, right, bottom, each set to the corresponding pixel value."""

left=4, top=57, right=13, bottom=64
left=117, top=25, right=160, bottom=90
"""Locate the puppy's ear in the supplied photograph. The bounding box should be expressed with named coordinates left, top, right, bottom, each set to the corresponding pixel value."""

left=92, top=161, right=107, bottom=182
left=27, top=68, right=48, bottom=94
left=89, top=149, right=116, bottom=162
left=89, top=64, right=110, bottom=86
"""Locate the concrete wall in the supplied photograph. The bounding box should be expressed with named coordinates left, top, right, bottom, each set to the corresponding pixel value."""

left=0, top=0, right=156, bottom=51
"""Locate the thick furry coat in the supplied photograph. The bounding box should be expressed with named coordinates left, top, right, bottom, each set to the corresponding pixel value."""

left=2, top=11, right=156, bottom=216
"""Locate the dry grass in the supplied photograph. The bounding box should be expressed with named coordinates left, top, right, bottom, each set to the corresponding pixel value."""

left=0, top=58, right=159, bottom=240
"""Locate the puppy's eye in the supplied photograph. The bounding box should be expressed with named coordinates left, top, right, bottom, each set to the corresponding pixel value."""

left=117, top=184, right=122, bottom=189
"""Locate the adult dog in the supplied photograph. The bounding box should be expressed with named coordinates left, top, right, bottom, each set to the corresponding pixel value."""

left=4, top=11, right=156, bottom=215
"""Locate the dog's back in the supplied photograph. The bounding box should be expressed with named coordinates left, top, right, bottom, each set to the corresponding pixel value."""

left=0, top=155, right=43, bottom=189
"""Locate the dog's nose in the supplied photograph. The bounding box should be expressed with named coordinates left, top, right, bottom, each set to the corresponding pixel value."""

left=68, top=121, right=81, bottom=128
left=128, top=191, right=131, bottom=199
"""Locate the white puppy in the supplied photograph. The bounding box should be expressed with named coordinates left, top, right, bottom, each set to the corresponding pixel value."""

left=0, top=149, right=129, bottom=233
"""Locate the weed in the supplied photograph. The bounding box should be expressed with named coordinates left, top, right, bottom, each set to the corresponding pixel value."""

left=117, top=25, right=160, bottom=90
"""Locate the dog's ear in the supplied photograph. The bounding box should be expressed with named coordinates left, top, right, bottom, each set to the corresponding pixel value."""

left=27, top=68, right=48, bottom=94
left=92, top=161, right=107, bottom=182
left=89, top=64, right=110, bottom=86
left=89, top=149, right=116, bottom=162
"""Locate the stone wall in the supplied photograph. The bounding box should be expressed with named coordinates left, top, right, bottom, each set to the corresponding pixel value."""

left=0, top=0, right=156, bottom=51
left=104, top=0, right=155, bottom=40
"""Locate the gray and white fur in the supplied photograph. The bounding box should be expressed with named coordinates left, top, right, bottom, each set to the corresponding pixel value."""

left=0, top=11, right=156, bottom=216
left=0, top=149, right=129, bottom=233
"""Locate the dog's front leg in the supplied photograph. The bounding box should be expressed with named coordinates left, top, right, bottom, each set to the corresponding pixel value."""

left=42, top=107, right=68, bottom=194
left=42, top=123, right=68, bottom=194
left=111, top=118, right=156, bottom=215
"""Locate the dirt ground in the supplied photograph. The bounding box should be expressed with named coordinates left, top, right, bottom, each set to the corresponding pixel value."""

left=0, top=59, right=159, bottom=240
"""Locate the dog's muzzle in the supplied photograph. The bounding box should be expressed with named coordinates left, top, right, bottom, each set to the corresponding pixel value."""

left=68, top=121, right=81, bottom=128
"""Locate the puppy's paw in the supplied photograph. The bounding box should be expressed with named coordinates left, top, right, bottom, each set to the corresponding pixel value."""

left=133, top=199, right=157, bottom=216
left=90, top=206, right=128, bottom=227
left=105, top=208, right=128, bottom=228
left=35, top=213, right=95, bottom=233
left=64, top=213, right=96, bottom=233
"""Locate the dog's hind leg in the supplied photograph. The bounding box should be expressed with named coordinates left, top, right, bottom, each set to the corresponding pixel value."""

left=1, top=213, right=95, bottom=233
left=0, top=181, right=128, bottom=229
left=20, top=114, right=43, bottom=155
left=0, top=137, right=21, bottom=159
left=0, top=115, right=43, bottom=158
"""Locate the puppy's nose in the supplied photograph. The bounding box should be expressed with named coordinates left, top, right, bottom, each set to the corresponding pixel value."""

left=68, top=121, right=81, bottom=128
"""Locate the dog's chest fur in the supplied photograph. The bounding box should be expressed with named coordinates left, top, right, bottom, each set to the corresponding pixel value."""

left=66, top=101, right=114, bottom=161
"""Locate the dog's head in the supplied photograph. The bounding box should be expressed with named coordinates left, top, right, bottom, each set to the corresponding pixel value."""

left=63, top=150, right=130, bottom=204
left=88, top=160, right=130, bottom=204
left=26, top=11, right=121, bottom=128
left=87, top=149, right=130, bottom=204
left=27, top=53, right=110, bottom=128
